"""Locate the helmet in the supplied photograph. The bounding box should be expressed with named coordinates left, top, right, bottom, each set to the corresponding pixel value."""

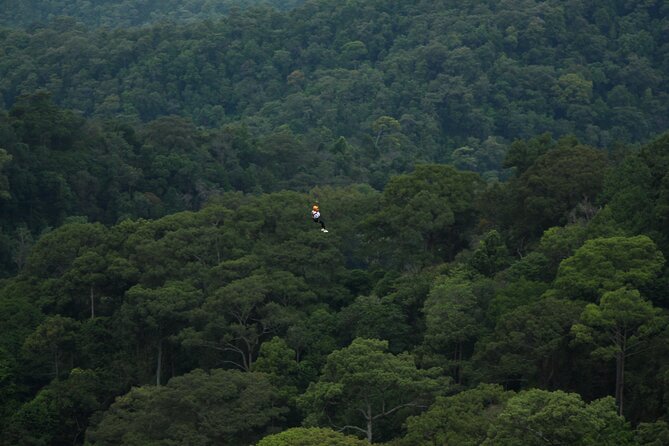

left=312, top=205, right=319, bottom=210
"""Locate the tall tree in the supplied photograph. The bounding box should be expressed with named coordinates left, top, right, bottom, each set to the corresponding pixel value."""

left=554, top=236, right=665, bottom=301
left=338, top=295, right=410, bottom=353
left=572, top=288, right=667, bottom=415
left=483, top=390, right=635, bottom=445
left=0, top=148, right=11, bottom=200
left=469, top=230, right=512, bottom=277
left=61, top=251, right=108, bottom=319
left=422, top=274, right=486, bottom=383
left=299, top=338, right=438, bottom=443
left=604, top=133, right=669, bottom=254
left=22, top=315, right=79, bottom=380
left=122, top=281, right=202, bottom=385
left=86, top=369, right=284, bottom=445
left=400, top=384, right=512, bottom=446
left=498, top=137, right=609, bottom=245
left=474, top=297, right=584, bottom=389
left=4, top=368, right=107, bottom=446
left=365, top=164, right=483, bottom=268
left=184, top=272, right=307, bottom=372
left=256, top=428, right=368, bottom=446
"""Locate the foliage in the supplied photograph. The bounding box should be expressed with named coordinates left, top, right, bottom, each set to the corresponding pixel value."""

left=572, top=288, right=666, bottom=415
left=86, top=369, right=283, bottom=446
left=0, top=0, right=305, bottom=28
left=604, top=133, right=669, bottom=254
left=256, top=427, right=367, bottom=446
left=421, top=272, right=491, bottom=382
left=474, top=297, right=585, bottom=389
left=483, top=390, right=635, bottom=446
left=4, top=368, right=108, bottom=446
left=635, top=421, right=669, bottom=446
left=365, top=164, right=483, bottom=268
left=554, top=236, right=665, bottom=301
left=299, top=338, right=439, bottom=443
left=0, top=148, right=11, bottom=200
left=337, top=295, right=411, bottom=353
left=498, top=136, right=609, bottom=242
left=0, top=0, right=668, bottom=443
left=469, top=230, right=512, bottom=277
left=400, top=383, right=511, bottom=446
left=0, top=0, right=666, bottom=190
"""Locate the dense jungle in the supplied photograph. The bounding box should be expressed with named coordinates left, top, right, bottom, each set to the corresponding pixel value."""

left=1, top=0, right=669, bottom=444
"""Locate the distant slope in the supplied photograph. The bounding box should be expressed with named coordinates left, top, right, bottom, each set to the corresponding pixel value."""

left=0, top=0, right=305, bottom=28
left=0, top=0, right=667, bottom=162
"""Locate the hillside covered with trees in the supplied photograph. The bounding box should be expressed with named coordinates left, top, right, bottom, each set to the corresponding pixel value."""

left=1, top=0, right=669, bottom=445
left=0, top=0, right=306, bottom=27
left=1, top=0, right=668, bottom=165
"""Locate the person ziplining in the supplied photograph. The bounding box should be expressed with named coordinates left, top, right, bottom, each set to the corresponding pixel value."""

left=311, top=204, right=328, bottom=232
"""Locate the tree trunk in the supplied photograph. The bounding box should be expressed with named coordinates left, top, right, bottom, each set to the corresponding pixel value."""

left=457, top=342, right=463, bottom=384
left=545, top=355, right=555, bottom=388
left=374, top=130, right=383, bottom=150
left=90, top=286, right=95, bottom=319
left=54, top=349, right=60, bottom=380
left=366, top=402, right=373, bottom=443
left=616, top=350, right=625, bottom=416
left=156, top=339, right=163, bottom=386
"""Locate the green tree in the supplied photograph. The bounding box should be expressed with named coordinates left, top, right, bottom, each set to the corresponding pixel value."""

left=603, top=133, right=669, bottom=254
left=503, top=133, right=553, bottom=176
left=25, top=222, right=108, bottom=280
left=498, top=252, right=553, bottom=283
left=469, top=230, right=512, bottom=277
left=10, top=225, right=34, bottom=273
left=253, top=337, right=300, bottom=388
left=0, top=347, right=20, bottom=432
left=371, top=116, right=401, bottom=153
left=554, top=236, right=665, bottom=301
left=61, top=251, right=108, bottom=319
left=375, top=268, right=440, bottom=348
left=185, top=272, right=307, bottom=372
left=365, top=164, right=483, bottom=268
left=635, top=421, right=669, bottom=446
left=86, top=369, right=284, bottom=445
left=3, top=382, right=59, bottom=446
left=122, top=281, right=202, bottom=385
left=285, top=307, right=339, bottom=377
left=483, top=390, right=634, bottom=445
left=554, top=73, right=593, bottom=105
left=485, top=278, right=550, bottom=322
left=536, top=223, right=590, bottom=276
left=422, top=274, right=486, bottom=383
left=4, top=368, right=106, bottom=446
left=0, top=282, right=42, bottom=356
left=500, top=138, right=609, bottom=242
left=338, top=295, right=410, bottom=353
left=256, top=427, right=368, bottom=446
left=0, top=148, right=11, bottom=200
left=299, top=338, right=438, bottom=443
left=400, top=384, right=512, bottom=446
left=341, top=41, right=368, bottom=65
left=253, top=336, right=303, bottom=423
left=572, top=288, right=666, bottom=415
left=22, top=315, right=79, bottom=380
left=474, top=297, right=584, bottom=389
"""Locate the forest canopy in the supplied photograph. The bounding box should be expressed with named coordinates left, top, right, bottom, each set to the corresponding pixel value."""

left=0, top=0, right=667, bottom=168
left=0, top=0, right=306, bottom=27
left=1, top=0, right=669, bottom=445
